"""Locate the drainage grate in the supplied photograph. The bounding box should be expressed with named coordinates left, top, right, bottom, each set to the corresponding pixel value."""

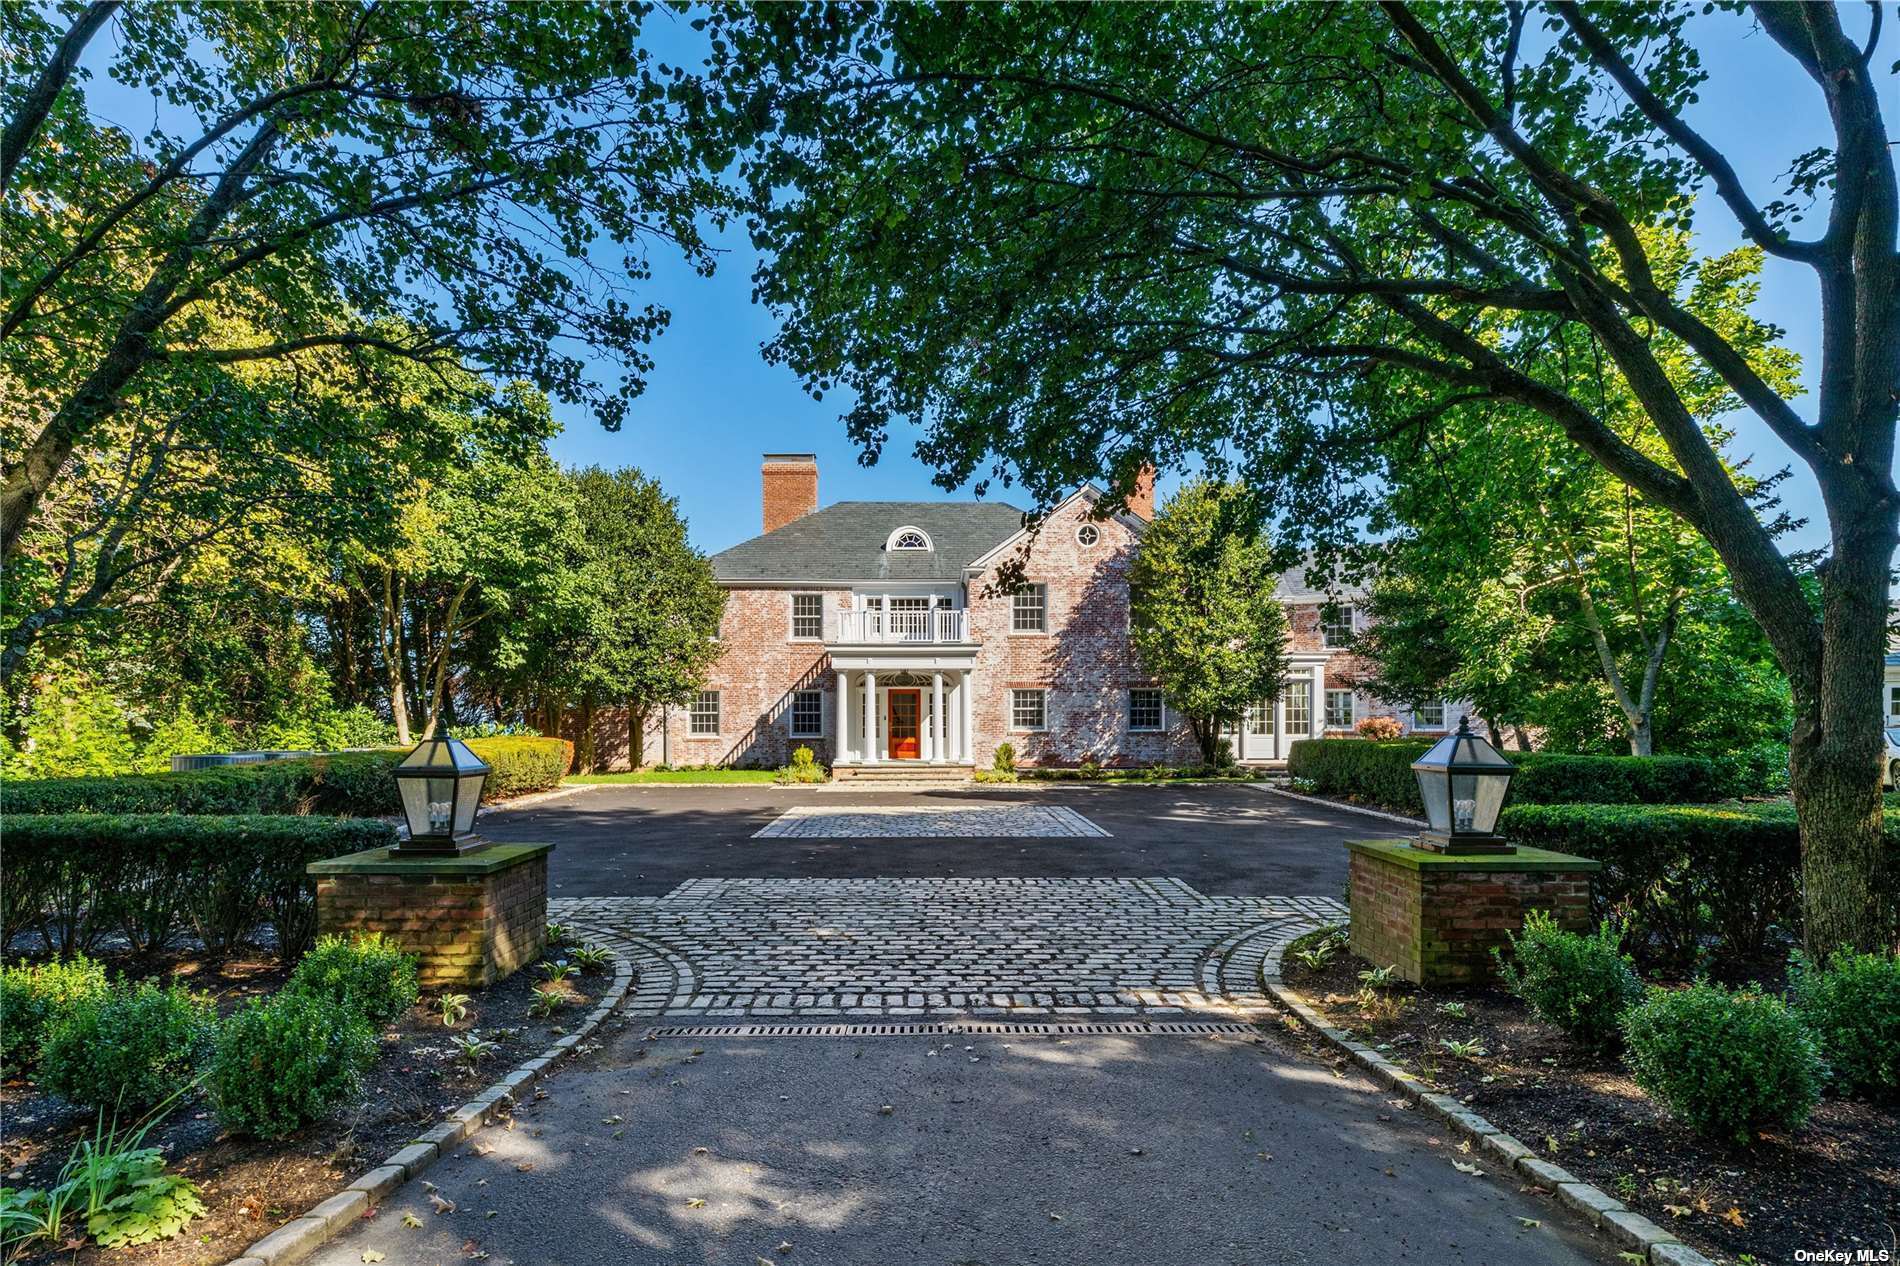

left=643, top=1020, right=1257, bottom=1040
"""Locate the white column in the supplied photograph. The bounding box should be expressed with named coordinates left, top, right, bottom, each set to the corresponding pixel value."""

left=864, top=670, right=880, bottom=763
left=959, top=670, right=975, bottom=763
left=1311, top=663, right=1327, bottom=736
left=931, top=672, right=945, bottom=763
left=835, top=671, right=851, bottom=763
left=1271, top=689, right=1287, bottom=761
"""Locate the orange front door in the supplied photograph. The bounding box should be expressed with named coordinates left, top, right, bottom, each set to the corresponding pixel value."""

left=887, top=690, right=921, bottom=759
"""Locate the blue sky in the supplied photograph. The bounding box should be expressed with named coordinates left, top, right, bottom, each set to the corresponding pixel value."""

left=79, top=7, right=1893, bottom=557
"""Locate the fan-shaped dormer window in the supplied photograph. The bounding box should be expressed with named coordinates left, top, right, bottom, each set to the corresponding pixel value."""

left=887, top=526, right=933, bottom=552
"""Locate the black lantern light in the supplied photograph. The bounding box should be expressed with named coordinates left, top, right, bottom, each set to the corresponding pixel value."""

left=391, top=735, right=491, bottom=855
left=1409, top=717, right=1516, bottom=854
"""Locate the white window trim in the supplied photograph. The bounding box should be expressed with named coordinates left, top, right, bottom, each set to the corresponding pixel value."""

left=789, top=592, right=824, bottom=641
left=1128, top=688, right=1165, bottom=732
left=886, top=525, right=934, bottom=552
left=1325, top=689, right=1355, bottom=729
left=688, top=690, right=721, bottom=737
left=1320, top=604, right=1356, bottom=649
left=788, top=688, right=824, bottom=738
left=1076, top=523, right=1100, bottom=547
left=1009, top=688, right=1048, bottom=732
left=1011, top=584, right=1048, bottom=634
left=1412, top=700, right=1448, bottom=729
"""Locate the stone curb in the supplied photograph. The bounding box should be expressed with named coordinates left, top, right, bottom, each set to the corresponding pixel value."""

left=1257, top=927, right=1715, bottom=1266
left=225, top=935, right=637, bottom=1266
left=1246, top=783, right=1427, bottom=828
left=482, top=781, right=608, bottom=813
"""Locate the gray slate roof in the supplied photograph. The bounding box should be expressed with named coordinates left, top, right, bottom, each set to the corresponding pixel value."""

left=709, top=501, right=1030, bottom=583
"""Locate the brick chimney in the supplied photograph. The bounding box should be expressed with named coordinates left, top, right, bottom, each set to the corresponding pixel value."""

left=762, top=453, right=818, bottom=533
left=1128, top=462, right=1156, bottom=521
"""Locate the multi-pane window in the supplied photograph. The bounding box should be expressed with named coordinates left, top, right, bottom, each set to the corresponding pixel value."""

left=1414, top=700, right=1447, bottom=729
left=1325, top=689, right=1355, bottom=729
left=1010, top=689, right=1047, bottom=731
left=1129, top=689, right=1164, bottom=731
left=1282, top=682, right=1310, bottom=735
left=689, top=690, right=720, bottom=735
left=1889, top=684, right=1900, bottom=722
left=892, top=529, right=929, bottom=550
left=1320, top=604, right=1355, bottom=648
left=790, top=593, right=823, bottom=639
left=1011, top=585, right=1047, bottom=632
left=1245, top=700, right=1270, bottom=735
left=789, top=689, right=823, bottom=737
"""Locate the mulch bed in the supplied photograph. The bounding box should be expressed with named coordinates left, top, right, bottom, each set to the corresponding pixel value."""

left=1, top=947, right=609, bottom=1266
left=1281, top=945, right=1900, bottom=1265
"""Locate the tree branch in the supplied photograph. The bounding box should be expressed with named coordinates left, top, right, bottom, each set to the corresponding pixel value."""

left=1554, top=1, right=1825, bottom=263
left=0, top=0, right=119, bottom=191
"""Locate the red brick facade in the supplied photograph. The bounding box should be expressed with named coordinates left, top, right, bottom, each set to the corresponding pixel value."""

left=580, top=457, right=1470, bottom=771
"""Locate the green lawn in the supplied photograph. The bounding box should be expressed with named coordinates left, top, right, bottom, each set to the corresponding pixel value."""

left=566, top=769, right=784, bottom=785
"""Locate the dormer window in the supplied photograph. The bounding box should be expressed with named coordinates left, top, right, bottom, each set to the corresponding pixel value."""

left=887, top=526, right=932, bottom=552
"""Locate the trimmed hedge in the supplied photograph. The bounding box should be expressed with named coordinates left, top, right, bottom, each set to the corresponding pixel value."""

left=1286, top=739, right=1724, bottom=815
left=1285, top=739, right=1431, bottom=813
left=0, top=736, right=573, bottom=817
left=38, top=981, right=216, bottom=1111
left=1, top=815, right=397, bottom=959
left=1498, top=801, right=1900, bottom=966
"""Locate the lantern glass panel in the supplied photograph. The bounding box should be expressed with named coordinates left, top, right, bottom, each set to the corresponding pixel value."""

left=1453, top=770, right=1510, bottom=835
left=452, top=772, right=486, bottom=835
left=1418, top=769, right=1451, bottom=833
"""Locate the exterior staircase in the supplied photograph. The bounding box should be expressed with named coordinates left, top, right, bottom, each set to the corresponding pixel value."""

left=831, top=763, right=976, bottom=785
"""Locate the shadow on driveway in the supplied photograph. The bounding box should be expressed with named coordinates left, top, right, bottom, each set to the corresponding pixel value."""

left=307, top=1020, right=1617, bottom=1266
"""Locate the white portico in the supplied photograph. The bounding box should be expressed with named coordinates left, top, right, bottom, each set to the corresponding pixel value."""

left=829, top=645, right=979, bottom=768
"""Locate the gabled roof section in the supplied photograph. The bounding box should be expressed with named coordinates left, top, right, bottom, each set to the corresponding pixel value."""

left=963, top=485, right=1150, bottom=573
left=708, top=501, right=1029, bottom=583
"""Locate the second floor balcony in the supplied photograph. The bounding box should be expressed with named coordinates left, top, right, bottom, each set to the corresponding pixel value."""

left=832, top=608, right=970, bottom=645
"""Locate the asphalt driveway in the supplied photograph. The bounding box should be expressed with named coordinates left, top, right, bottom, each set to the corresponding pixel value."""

left=484, top=782, right=1379, bottom=899
left=308, top=1022, right=1617, bottom=1266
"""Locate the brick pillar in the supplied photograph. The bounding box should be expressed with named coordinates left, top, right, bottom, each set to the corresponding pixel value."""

left=309, top=843, right=554, bottom=988
left=1344, top=839, right=1599, bottom=986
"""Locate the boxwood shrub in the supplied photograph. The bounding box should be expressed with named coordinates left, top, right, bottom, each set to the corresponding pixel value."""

left=288, top=934, right=419, bottom=1026
left=0, top=955, right=109, bottom=1072
left=1495, top=913, right=1642, bottom=1052
left=1, top=815, right=397, bottom=958
left=1498, top=801, right=1900, bottom=966
left=1621, top=982, right=1823, bottom=1144
left=38, top=981, right=215, bottom=1111
left=1284, top=740, right=1720, bottom=815
left=1789, top=948, right=1900, bottom=1100
left=0, top=736, right=573, bottom=817
left=209, top=990, right=378, bottom=1138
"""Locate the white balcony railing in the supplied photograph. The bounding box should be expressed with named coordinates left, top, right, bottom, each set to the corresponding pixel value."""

left=833, top=608, right=969, bottom=644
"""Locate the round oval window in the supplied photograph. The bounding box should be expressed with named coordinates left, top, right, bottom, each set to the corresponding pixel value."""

left=1077, top=524, right=1100, bottom=547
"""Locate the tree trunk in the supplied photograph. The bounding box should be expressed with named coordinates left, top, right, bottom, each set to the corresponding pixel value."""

left=629, top=701, right=650, bottom=770
left=577, top=697, right=598, bottom=774
left=380, top=572, right=411, bottom=745
left=1511, top=725, right=1535, bottom=752
left=1784, top=512, right=1895, bottom=953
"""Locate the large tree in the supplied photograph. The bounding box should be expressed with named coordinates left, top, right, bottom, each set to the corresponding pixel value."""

left=2, top=0, right=725, bottom=568
left=716, top=3, right=1897, bottom=951
left=1127, top=480, right=1289, bottom=762
left=1354, top=233, right=1800, bottom=756
left=536, top=467, right=725, bottom=771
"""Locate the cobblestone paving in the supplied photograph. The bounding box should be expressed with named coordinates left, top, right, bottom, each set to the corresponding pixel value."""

left=552, top=879, right=1345, bottom=1020
left=752, top=803, right=1111, bottom=839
